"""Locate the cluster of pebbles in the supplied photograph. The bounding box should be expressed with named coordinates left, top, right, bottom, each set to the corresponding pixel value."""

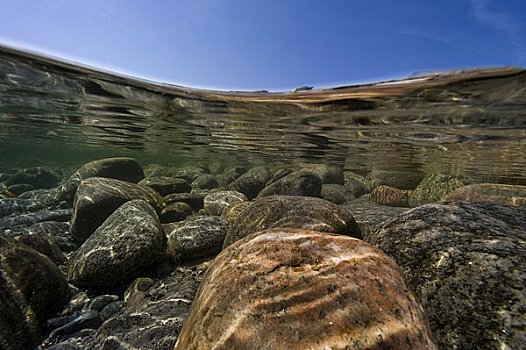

left=0, top=157, right=524, bottom=350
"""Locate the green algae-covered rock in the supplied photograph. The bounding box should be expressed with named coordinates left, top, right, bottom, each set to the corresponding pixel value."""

left=67, top=200, right=164, bottom=289
left=70, top=177, right=163, bottom=244
left=0, top=237, right=70, bottom=350
left=409, top=173, right=464, bottom=207
left=223, top=195, right=361, bottom=248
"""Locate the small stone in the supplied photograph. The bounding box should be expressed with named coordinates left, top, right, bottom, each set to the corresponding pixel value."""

left=302, top=164, right=344, bottom=184
left=257, top=170, right=322, bottom=198
left=321, top=183, right=355, bottom=204
left=57, top=157, right=145, bottom=203
left=166, top=216, right=230, bottom=262
left=203, top=190, right=247, bottom=216
left=164, top=192, right=205, bottom=211
left=191, top=174, right=218, bottom=190
left=139, top=176, right=191, bottom=196
left=124, top=277, right=155, bottom=303
left=228, top=166, right=270, bottom=199
left=84, top=295, right=119, bottom=312
left=159, top=202, right=193, bottom=223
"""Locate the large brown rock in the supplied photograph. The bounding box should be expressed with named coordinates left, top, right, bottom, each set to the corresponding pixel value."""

left=223, top=195, right=361, bottom=248
left=175, top=229, right=437, bottom=350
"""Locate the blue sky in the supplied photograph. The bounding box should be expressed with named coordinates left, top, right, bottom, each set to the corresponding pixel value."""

left=0, top=0, right=525, bottom=90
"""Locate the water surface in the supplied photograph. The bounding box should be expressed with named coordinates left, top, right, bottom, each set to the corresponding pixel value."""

left=0, top=45, right=525, bottom=184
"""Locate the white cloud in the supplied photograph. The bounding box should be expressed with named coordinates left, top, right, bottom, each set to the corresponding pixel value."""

left=467, top=0, right=526, bottom=63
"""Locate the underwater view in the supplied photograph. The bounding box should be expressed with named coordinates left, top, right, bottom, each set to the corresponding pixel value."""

left=1, top=44, right=525, bottom=350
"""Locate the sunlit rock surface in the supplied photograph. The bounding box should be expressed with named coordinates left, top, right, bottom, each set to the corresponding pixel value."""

left=70, top=177, right=163, bottom=243
left=67, top=199, right=164, bottom=289
left=175, top=229, right=437, bottom=350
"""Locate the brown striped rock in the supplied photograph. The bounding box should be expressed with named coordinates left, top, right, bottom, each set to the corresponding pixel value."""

left=175, top=229, right=437, bottom=350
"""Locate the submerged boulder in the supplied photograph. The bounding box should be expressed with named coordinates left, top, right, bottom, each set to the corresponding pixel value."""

left=445, top=183, right=526, bottom=208
left=67, top=200, right=164, bottom=289
left=257, top=170, right=322, bottom=198
left=365, top=201, right=526, bottom=350
left=203, top=190, right=247, bottom=216
left=223, top=195, right=361, bottom=248
left=228, top=166, right=270, bottom=199
left=175, top=229, right=437, bottom=350
left=0, top=237, right=70, bottom=350
left=408, top=173, right=464, bottom=207
left=70, top=177, right=163, bottom=244
left=58, top=157, right=144, bottom=203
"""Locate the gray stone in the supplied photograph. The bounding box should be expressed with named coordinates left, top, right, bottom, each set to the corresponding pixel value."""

left=139, top=176, right=190, bottom=196
left=216, top=165, right=247, bottom=187
left=5, top=167, right=58, bottom=189
left=302, top=164, right=344, bottom=184
left=224, top=195, right=361, bottom=248
left=70, top=177, right=163, bottom=244
left=228, top=166, right=270, bottom=199
left=408, top=173, right=464, bottom=207
left=57, top=157, right=144, bottom=203
left=257, top=170, right=322, bottom=198
left=203, top=190, right=247, bottom=216
left=191, top=174, right=218, bottom=190
left=321, top=183, right=355, bottom=204
left=365, top=201, right=526, bottom=350
left=159, top=202, right=193, bottom=223
left=92, top=265, right=206, bottom=350
left=164, top=192, right=205, bottom=211
left=15, top=234, right=66, bottom=265
left=166, top=216, right=230, bottom=262
left=6, top=183, right=35, bottom=196
left=343, top=171, right=368, bottom=197
left=344, top=198, right=408, bottom=237
left=67, top=200, right=164, bottom=289
left=0, top=237, right=71, bottom=350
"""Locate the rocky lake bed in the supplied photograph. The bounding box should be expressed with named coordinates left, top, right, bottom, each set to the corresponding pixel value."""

left=0, top=157, right=525, bottom=350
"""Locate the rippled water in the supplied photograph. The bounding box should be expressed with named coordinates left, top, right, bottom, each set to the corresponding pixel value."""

left=1, top=45, right=525, bottom=184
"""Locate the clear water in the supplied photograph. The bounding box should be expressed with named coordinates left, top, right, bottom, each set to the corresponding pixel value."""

left=1, top=45, right=525, bottom=185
